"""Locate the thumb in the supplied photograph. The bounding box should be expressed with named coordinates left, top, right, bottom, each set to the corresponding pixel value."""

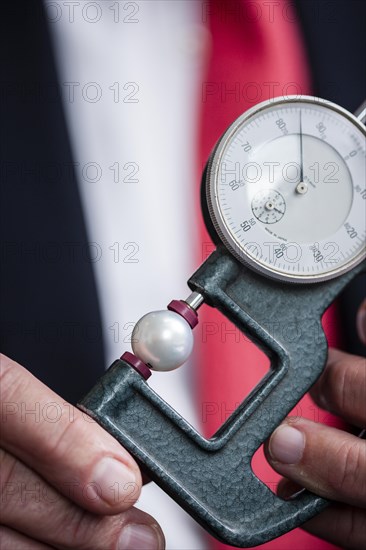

left=264, top=418, right=366, bottom=508
left=356, top=298, right=366, bottom=345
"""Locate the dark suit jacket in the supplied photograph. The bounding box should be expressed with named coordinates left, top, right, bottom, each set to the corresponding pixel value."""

left=1, top=0, right=365, bottom=404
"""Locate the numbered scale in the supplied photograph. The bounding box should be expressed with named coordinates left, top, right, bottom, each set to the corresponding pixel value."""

left=79, top=96, right=366, bottom=547
left=207, top=96, right=365, bottom=283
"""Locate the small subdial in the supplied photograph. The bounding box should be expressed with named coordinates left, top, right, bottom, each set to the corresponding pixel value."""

left=251, top=189, right=286, bottom=224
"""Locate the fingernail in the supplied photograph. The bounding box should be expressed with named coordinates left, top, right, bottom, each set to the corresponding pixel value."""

left=356, top=308, right=366, bottom=345
left=269, top=425, right=305, bottom=464
left=118, top=524, right=160, bottom=550
left=91, top=457, right=137, bottom=505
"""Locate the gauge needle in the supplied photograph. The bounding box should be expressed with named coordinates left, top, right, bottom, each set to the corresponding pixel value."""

left=299, top=110, right=304, bottom=183
left=295, top=111, right=309, bottom=194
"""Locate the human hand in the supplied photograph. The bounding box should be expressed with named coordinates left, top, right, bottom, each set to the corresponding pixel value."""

left=265, top=300, right=366, bottom=549
left=0, top=354, right=165, bottom=549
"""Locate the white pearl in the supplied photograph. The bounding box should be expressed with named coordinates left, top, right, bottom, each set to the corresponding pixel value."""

left=131, top=310, right=193, bottom=372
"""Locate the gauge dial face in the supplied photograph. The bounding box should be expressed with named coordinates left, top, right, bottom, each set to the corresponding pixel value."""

left=207, top=96, right=366, bottom=283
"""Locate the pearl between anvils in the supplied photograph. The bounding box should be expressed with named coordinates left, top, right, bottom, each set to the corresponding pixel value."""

left=131, top=310, right=194, bottom=372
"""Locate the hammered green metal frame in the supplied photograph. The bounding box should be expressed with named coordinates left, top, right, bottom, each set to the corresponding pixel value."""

left=79, top=247, right=365, bottom=547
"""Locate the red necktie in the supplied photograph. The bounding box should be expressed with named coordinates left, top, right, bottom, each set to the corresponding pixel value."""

left=197, top=1, right=341, bottom=548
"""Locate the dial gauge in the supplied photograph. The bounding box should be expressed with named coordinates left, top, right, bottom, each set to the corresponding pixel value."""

left=206, top=96, right=366, bottom=283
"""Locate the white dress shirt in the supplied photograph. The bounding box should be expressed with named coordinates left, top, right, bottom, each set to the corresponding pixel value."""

left=46, top=1, right=210, bottom=547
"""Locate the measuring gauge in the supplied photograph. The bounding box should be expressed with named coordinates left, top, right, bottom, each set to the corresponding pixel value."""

left=206, top=96, right=366, bottom=283
left=80, top=96, right=366, bottom=548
